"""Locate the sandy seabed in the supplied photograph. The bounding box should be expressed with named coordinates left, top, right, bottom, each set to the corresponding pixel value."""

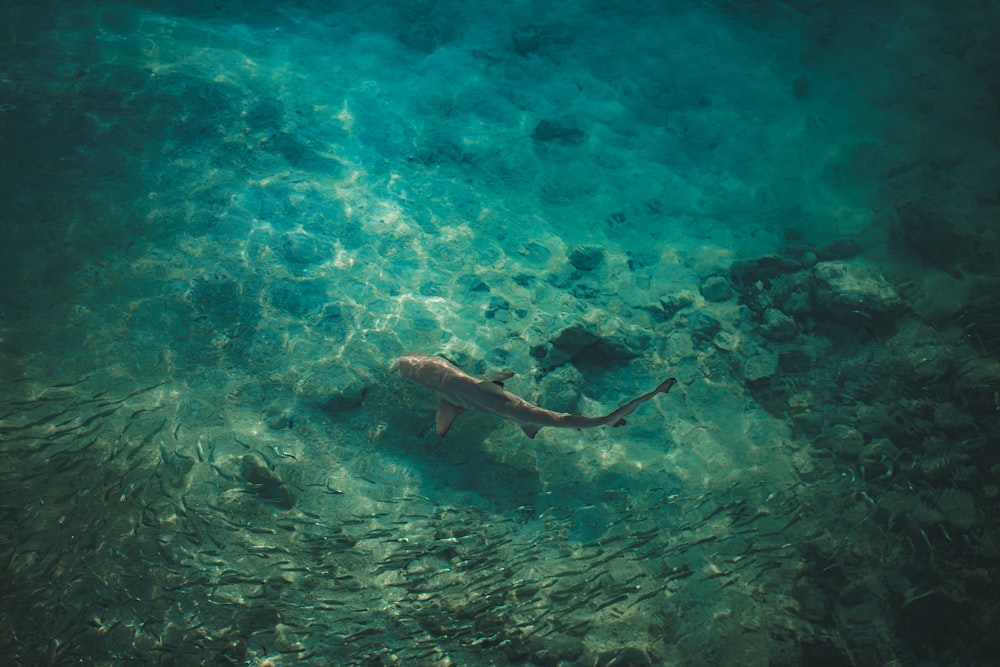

left=1, top=1, right=998, bottom=665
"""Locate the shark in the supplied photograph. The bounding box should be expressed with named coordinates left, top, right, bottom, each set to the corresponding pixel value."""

left=397, top=353, right=677, bottom=438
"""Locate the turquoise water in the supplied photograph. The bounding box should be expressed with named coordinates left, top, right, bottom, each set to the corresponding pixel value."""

left=1, top=1, right=998, bottom=665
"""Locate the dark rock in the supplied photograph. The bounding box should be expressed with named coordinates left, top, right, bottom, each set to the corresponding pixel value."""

left=551, top=322, right=601, bottom=353
left=729, top=255, right=802, bottom=289
left=932, top=402, right=976, bottom=433
left=571, top=282, right=601, bottom=300
left=458, top=273, right=489, bottom=292
left=268, top=132, right=344, bottom=173
left=188, top=268, right=260, bottom=337
left=781, top=245, right=818, bottom=266
left=793, top=580, right=829, bottom=622
left=606, top=211, right=627, bottom=226
left=512, top=25, right=542, bottom=55
left=742, top=352, right=778, bottom=383
left=399, top=22, right=440, bottom=53
left=575, top=339, right=639, bottom=368
left=533, top=119, right=585, bottom=145
left=792, top=450, right=823, bottom=483
left=825, top=424, right=864, bottom=460
left=858, top=437, right=900, bottom=477
left=514, top=272, right=536, bottom=286
left=543, top=322, right=640, bottom=370
left=700, top=274, right=734, bottom=302
left=270, top=281, right=326, bottom=317
left=569, top=245, right=605, bottom=271
left=655, top=293, right=695, bottom=319
left=685, top=311, right=722, bottom=341
left=730, top=257, right=811, bottom=319
left=315, top=303, right=344, bottom=334
left=511, top=24, right=575, bottom=56
left=265, top=406, right=294, bottom=430
left=241, top=454, right=296, bottom=509
left=759, top=308, right=796, bottom=340
left=245, top=97, right=284, bottom=131
left=321, top=382, right=368, bottom=412
left=778, top=350, right=812, bottom=373
left=712, top=329, right=739, bottom=352
left=485, top=296, right=511, bottom=320
left=241, top=453, right=275, bottom=485
left=520, top=241, right=551, bottom=263
left=781, top=287, right=812, bottom=315
left=528, top=636, right=584, bottom=665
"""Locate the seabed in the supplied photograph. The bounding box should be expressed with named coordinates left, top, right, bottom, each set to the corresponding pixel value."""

left=1, top=2, right=998, bottom=665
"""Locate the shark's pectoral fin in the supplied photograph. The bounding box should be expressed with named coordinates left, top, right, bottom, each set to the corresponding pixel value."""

left=520, top=423, right=542, bottom=439
left=436, top=400, right=466, bottom=436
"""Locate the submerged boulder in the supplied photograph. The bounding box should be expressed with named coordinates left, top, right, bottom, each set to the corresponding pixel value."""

left=568, top=245, right=605, bottom=271
left=540, top=321, right=641, bottom=370
left=742, top=351, right=779, bottom=383
left=533, top=118, right=585, bottom=145
left=700, top=274, right=734, bottom=302
left=534, top=364, right=586, bottom=414
left=811, top=259, right=904, bottom=327
left=241, top=454, right=297, bottom=509
left=759, top=308, right=796, bottom=340
left=729, top=255, right=803, bottom=289
left=825, top=424, right=864, bottom=461
left=551, top=322, right=601, bottom=353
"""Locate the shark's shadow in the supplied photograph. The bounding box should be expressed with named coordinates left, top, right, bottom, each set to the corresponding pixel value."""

left=384, top=404, right=545, bottom=512
left=386, top=397, right=676, bottom=535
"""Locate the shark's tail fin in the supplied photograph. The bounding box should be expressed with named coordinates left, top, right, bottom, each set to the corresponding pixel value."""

left=656, top=378, right=678, bottom=394
left=607, top=377, right=677, bottom=427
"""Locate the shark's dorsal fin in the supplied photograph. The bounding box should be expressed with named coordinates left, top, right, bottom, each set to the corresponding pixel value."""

left=477, top=379, right=506, bottom=395
left=489, top=370, right=514, bottom=388
left=520, top=423, right=542, bottom=439
left=436, top=400, right=465, bottom=436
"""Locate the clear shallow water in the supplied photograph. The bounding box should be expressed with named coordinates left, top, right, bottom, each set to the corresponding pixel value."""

left=1, top=1, right=998, bottom=665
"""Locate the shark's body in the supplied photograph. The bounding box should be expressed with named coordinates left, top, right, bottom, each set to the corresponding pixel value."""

left=397, top=354, right=677, bottom=438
